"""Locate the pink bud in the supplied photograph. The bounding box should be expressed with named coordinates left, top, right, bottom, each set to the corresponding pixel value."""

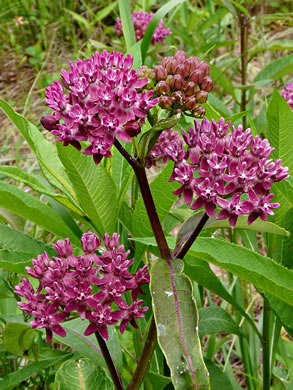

left=190, top=69, right=204, bottom=84
left=165, top=58, right=178, bottom=74
left=169, top=74, right=185, bottom=90
left=175, top=63, right=188, bottom=79
left=161, top=56, right=173, bottom=68
left=195, top=90, right=208, bottom=103
left=184, top=96, right=198, bottom=110
left=184, top=57, right=199, bottom=74
left=171, top=91, right=185, bottom=105
left=159, top=95, right=173, bottom=109
left=200, top=76, right=213, bottom=92
left=192, top=105, right=205, bottom=118
left=81, top=232, right=101, bottom=253
left=197, top=61, right=210, bottom=76
left=154, top=65, right=167, bottom=80
left=174, top=50, right=187, bottom=63
left=156, top=80, right=171, bottom=95
left=124, top=120, right=141, bottom=137
left=184, top=81, right=196, bottom=96
left=40, top=115, right=58, bottom=131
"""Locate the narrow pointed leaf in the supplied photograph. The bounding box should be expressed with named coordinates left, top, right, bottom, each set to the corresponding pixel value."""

left=57, top=144, right=118, bottom=236
left=118, top=0, right=136, bottom=50
left=0, top=182, right=80, bottom=246
left=150, top=258, right=210, bottom=389
left=55, top=358, right=113, bottom=390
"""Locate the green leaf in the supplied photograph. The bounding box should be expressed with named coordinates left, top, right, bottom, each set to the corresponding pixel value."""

left=272, top=207, right=293, bottom=268
left=0, top=354, right=72, bottom=390
left=63, top=9, right=92, bottom=30
left=138, top=114, right=181, bottom=161
left=205, top=360, right=234, bottom=390
left=210, top=64, right=236, bottom=98
left=0, top=99, right=77, bottom=202
left=0, top=182, right=80, bottom=246
left=0, top=249, right=40, bottom=272
left=254, top=53, right=293, bottom=84
left=264, top=294, right=293, bottom=336
left=250, top=40, right=293, bottom=58
left=127, top=40, right=143, bottom=69
left=266, top=89, right=293, bottom=173
left=146, top=372, right=171, bottom=389
left=198, top=306, right=241, bottom=337
left=93, top=2, right=117, bottom=23
left=118, top=0, right=136, bottom=50
left=150, top=258, right=210, bottom=389
left=187, top=237, right=293, bottom=307
left=0, top=224, right=54, bottom=255
left=56, top=358, right=113, bottom=390
left=141, top=0, right=186, bottom=62
left=176, top=211, right=289, bottom=246
left=202, top=101, right=221, bottom=121
left=0, top=165, right=83, bottom=215
left=3, top=322, right=36, bottom=356
left=0, top=208, right=24, bottom=230
left=57, top=144, right=118, bottom=236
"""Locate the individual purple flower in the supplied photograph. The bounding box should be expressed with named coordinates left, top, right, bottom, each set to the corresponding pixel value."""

left=281, top=82, right=293, bottom=110
left=84, top=304, right=118, bottom=339
left=112, top=300, right=149, bottom=334
left=115, top=12, right=171, bottom=45
left=30, top=302, right=67, bottom=342
left=41, top=50, right=158, bottom=164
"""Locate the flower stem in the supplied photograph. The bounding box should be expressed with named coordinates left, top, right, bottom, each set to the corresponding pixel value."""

left=239, top=13, right=250, bottom=129
left=126, top=316, right=157, bottom=390
left=262, top=300, right=272, bottom=390
left=174, top=213, right=209, bottom=259
left=95, top=331, right=124, bottom=390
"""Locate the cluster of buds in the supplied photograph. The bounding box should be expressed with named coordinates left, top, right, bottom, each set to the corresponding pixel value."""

left=147, top=118, right=289, bottom=226
left=281, top=82, right=293, bottom=110
left=115, top=12, right=171, bottom=45
left=41, top=50, right=158, bottom=164
left=15, top=232, right=149, bottom=342
left=146, top=51, right=213, bottom=118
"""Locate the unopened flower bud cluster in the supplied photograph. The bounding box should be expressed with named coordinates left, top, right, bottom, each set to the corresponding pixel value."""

left=148, top=51, right=213, bottom=118
left=41, top=50, right=158, bottom=164
left=147, top=118, right=288, bottom=226
left=15, top=232, right=149, bottom=342
left=115, top=12, right=171, bottom=45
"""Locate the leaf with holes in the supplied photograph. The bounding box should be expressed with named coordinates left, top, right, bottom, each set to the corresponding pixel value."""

left=150, top=258, right=210, bottom=389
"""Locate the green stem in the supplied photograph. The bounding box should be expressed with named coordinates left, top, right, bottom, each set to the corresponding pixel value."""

left=262, top=300, right=272, bottom=390
left=239, top=13, right=250, bottom=129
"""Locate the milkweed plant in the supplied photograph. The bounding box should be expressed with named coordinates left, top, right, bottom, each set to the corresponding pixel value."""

left=1, top=3, right=293, bottom=390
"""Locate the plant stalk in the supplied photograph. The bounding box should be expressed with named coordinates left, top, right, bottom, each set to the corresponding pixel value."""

left=175, top=213, right=209, bottom=259
left=95, top=331, right=124, bottom=390
left=263, top=300, right=272, bottom=390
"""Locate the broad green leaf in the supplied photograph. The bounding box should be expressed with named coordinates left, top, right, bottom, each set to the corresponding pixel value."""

left=0, top=165, right=83, bottom=215
left=0, top=208, right=24, bottom=230
left=56, top=358, right=113, bottom=390
left=254, top=53, right=293, bottom=84
left=0, top=182, right=80, bottom=246
left=266, top=89, right=293, bottom=173
left=187, top=238, right=293, bottom=307
left=141, top=0, right=186, bottom=62
left=0, top=249, right=40, bottom=272
left=0, top=99, right=77, bottom=201
left=176, top=211, right=289, bottom=246
left=274, top=178, right=293, bottom=207
left=0, top=353, right=72, bottom=390
left=57, top=144, right=118, bottom=236
left=205, top=360, right=234, bottom=390
left=150, top=258, right=210, bottom=389
left=118, top=0, right=136, bottom=50
left=198, top=306, right=241, bottom=337
left=3, top=322, right=36, bottom=356
left=134, top=235, right=293, bottom=307
left=0, top=223, right=54, bottom=256
left=132, top=163, right=177, bottom=259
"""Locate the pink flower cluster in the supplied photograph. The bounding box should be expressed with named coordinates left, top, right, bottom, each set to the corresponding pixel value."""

left=147, top=118, right=289, bottom=226
left=281, top=82, right=293, bottom=110
left=15, top=232, right=149, bottom=342
left=115, top=12, right=171, bottom=45
left=41, top=50, right=158, bottom=164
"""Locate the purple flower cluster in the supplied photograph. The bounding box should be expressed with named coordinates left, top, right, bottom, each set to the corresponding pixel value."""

left=115, top=12, right=171, bottom=45
left=281, top=82, right=293, bottom=110
left=146, top=51, right=213, bottom=118
left=41, top=50, right=158, bottom=164
left=15, top=232, right=149, bottom=342
left=147, top=118, right=289, bottom=226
